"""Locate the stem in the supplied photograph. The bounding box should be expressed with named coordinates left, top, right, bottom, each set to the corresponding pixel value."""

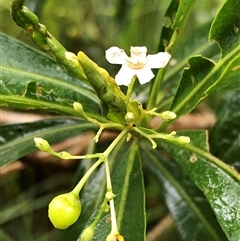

left=109, top=199, right=119, bottom=234
left=125, top=76, right=136, bottom=105
left=104, top=129, right=128, bottom=157
left=105, top=160, right=119, bottom=234
left=72, top=158, right=103, bottom=194
left=91, top=198, right=109, bottom=227
left=72, top=129, right=128, bottom=195
left=147, top=68, right=165, bottom=111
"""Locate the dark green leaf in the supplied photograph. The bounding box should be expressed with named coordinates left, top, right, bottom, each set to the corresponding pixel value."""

left=142, top=141, right=228, bottom=241
left=158, top=0, right=196, bottom=52
left=0, top=118, right=97, bottom=166
left=209, top=91, right=240, bottom=171
left=0, top=33, right=100, bottom=115
left=158, top=131, right=240, bottom=241
left=209, top=0, right=240, bottom=57
left=158, top=0, right=240, bottom=130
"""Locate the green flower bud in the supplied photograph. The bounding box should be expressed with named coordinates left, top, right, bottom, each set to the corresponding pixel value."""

left=161, top=111, right=177, bottom=121
left=176, top=136, right=190, bottom=145
left=48, top=192, right=81, bottom=229
left=34, top=137, right=51, bottom=152
left=125, top=112, right=135, bottom=123
left=105, top=191, right=115, bottom=201
left=73, top=102, right=84, bottom=114
left=80, top=226, right=95, bottom=241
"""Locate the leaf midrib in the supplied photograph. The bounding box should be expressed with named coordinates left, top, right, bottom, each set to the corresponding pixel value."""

left=1, top=65, right=98, bottom=103
left=1, top=121, right=96, bottom=153
left=171, top=45, right=240, bottom=114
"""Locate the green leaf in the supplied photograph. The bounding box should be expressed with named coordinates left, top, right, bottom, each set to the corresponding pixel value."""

left=209, top=0, right=240, bottom=57
left=0, top=33, right=100, bottom=116
left=158, top=0, right=196, bottom=52
left=209, top=91, right=240, bottom=171
left=142, top=142, right=228, bottom=241
left=0, top=118, right=97, bottom=167
left=61, top=142, right=146, bottom=241
left=158, top=0, right=240, bottom=130
left=158, top=131, right=240, bottom=241
left=148, top=0, right=196, bottom=110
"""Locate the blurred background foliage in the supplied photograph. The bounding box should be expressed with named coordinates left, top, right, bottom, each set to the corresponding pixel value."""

left=1, top=0, right=225, bottom=240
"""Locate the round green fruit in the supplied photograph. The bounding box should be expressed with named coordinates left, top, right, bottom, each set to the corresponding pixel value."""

left=48, top=192, right=81, bottom=229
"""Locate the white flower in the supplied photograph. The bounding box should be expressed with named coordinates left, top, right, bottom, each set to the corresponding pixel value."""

left=105, top=46, right=171, bottom=86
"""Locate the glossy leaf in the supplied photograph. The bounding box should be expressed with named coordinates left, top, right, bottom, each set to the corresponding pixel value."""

left=0, top=33, right=100, bottom=116
left=209, top=0, right=240, bottom=57
left=158, top=131, right=240, bottom=241
left=61, top=142, right=146, bottom=241
left=209, top=91, right=240, bottom=172
left=159, top=0, right=240, bottom=130
left=148, top=0, right=196, bottom=110
left=0, top=118, right=97, bottom=167
left=158, top=0, right=196, bottom=52
left=142, top=141, right=228, bottom=241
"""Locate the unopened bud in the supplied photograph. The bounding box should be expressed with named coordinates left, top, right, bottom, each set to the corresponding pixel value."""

left=161, top=111, right=177, bottom=121
left=73, top=102, right=84, bottom=114
left=34, top=137, right=52, bottom=152
left=125, top=112, right=135, bottom=123
left=80, top=226, right=95, bottom=241
left=105, top=192, right=115, bottom=201
left=176, top=136, right=190, bottom=145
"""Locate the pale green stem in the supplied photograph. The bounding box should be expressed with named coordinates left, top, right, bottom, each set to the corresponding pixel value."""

left=109, top=199, right=119, bottom=234
left=147, top=68, right=165, bottom=112
left=104, top=129, right=129, bottom=157
left=104, top=160, right=119, bottom=234
left=125, top=76, right=136, bottom=105
left=72, top=129, right=128, bottom=195
left=72, top=158, right=104, bottom=195
left=90, top=198, right=109, bottom=228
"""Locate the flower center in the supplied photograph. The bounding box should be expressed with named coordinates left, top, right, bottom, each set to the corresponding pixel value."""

left=127, top=60, right=145, bottom=69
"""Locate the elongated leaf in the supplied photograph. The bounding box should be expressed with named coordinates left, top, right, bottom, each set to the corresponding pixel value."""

left=209, top=91, right=240, bottom=171
left=142, top=141, right=228, bottom=241
left=0, top=118, right=97, bottom=166
left=158, top=131, right=240, bottom=241
left=0, top=33, right=100, bottom=115
left=158, top=0, right=196, bottom=52
left=159, top=0, right=240, bottom=130
left=61, top=142, right=146, bottom=241
left=153, top=21, right=220, bottom=110
left=148, top=0, right=196, bottom=110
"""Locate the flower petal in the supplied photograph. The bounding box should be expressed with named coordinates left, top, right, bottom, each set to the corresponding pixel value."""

left=115, top=64, right=136, bottom=86
left=105, top=46, right=128, bottom=65
left=147, top=52, right=171, bottom=69
left=136, top=67, right=155, bottom=85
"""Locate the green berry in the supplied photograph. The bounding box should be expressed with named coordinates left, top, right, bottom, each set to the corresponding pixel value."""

left=48, top=192, right=81, bottom=229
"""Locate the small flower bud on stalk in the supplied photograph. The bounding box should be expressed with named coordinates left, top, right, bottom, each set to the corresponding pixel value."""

left=161, top=111, right=177, bottom=121
left=125, top=112, right=135, bottom=123
left=73, top=102, right=84, bottom=114
left=80, top=226, right=95, bottom=241
left=34, top=137, right=52, bottom=152
left=105, top=191, right=115, bottom=201
left=176, top=136, right=191, bottom=145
